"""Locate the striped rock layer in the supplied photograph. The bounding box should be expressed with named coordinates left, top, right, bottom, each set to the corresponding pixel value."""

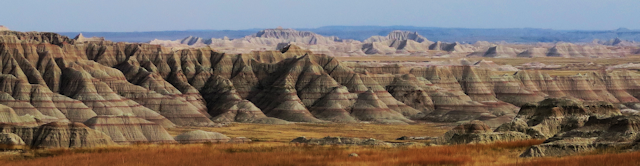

left=152, top=29, right=626, bottom=58
left=174, top=130, right=230, bottom=144
left=0, top=122, right=114, bottom=148
left=1, top=31, right=640, bottom=130
left=493, top=97, right=640, bottom=157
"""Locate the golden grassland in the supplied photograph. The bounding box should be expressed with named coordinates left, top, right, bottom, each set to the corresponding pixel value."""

left=166, top=122, right=453, bottom=142
left=508, top=152, right=640, bottom=166
left=3, top=139, right=640, bottom=166
left=2, top=123, right=640, bottom=165
left=0, top=140, right=545, bottom=166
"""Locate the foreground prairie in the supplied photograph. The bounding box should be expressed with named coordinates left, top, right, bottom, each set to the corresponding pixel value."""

left=1, top=123, right=639, bottom=166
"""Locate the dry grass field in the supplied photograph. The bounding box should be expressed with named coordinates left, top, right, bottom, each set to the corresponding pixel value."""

left=2, top=139, right=639, bottom=166
left=0, top=140, right=543, bottom=166
left=1, top=123, right=640, bottom=166
left=166, top=122, right=453, bottom=142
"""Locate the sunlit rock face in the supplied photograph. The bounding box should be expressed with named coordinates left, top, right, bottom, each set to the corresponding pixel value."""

left=150, top=28, right=628, bottom=58
left=0, top=122, right=115, bottom=148
left=493, top=97, right=640, bottom=157
left=2, top=31, right=640, bottom=133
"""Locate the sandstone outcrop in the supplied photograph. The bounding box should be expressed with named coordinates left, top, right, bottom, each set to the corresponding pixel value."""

left=0, top=122, right=114, bottom=148
left=517, top=48, right=548, bottom=57
left=0, top=104, right=37, bottom=127
left=3, top=29, right=640, bottom=150
left=547, top=42, right=621, bottom=58
left=520, top=115, right=640, bottom=157
left=443, top=120, right=492, bottom=139
left=175, top=130, right=230, bottom=144
left=84, top=115, right=175, bottom=144
left=74, top=33, right=105, bottom=42
left=429, top=41, right=474, bottom=53
left=496, top=98, right=621, bottom=139
left=0, top=31, right=213, bottom=127
left=490, top=97, right=640, bottom=157
left=361, top=31, right=434, bottom=55
left=0, top=132, right=25, bottom=150
left=149, top=28, right=627, bottom=58
left=483, top=46, right=520, bottom=58
left=473, top=60, right=518, bottom=71
left=364, top=31, right=429, bottom=43
left=151, top=28, right=366, bottom=57
left=200, top=75, right=288, bottom=124
left=442, top=120, right=531, bottom=144
left=409, top=66, right=532, bottom=127
left=2, top=31, right=640, bottom=132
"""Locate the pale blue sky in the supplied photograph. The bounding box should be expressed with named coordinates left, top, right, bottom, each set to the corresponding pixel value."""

left=1, top=0, right=638, bottom=32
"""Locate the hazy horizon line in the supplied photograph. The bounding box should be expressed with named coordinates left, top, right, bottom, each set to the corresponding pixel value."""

left=41, top=25, right=637, bottom=33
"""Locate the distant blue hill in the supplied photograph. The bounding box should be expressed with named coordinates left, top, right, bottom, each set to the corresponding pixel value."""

left=58, top=26, right=640, bottom=43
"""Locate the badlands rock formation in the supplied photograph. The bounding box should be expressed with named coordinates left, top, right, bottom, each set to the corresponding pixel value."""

left=598, top=38, right=639, bottom=47
left=442, top=120, right=531, bottom=144
left=443, top=97, right=640, bottom=153
left=84, top=115, right=175, bottom=144
left=173, top=130, right=250, bottom=144
left=362, top=31, right=435, bottom=55
left=520, top=115, right=640, bottom=157
left=492, top=97, right=638, bottom=157
left=429, top=41, right=476, bottom=53
left=517, top=48, right=548, bottom=57
left=0, top=105, right=38, bottom=127
left=0, top=132, right=25, bottom=149
left=483, top=46, right=520, bottom=58
left=151, top=28, right=366, bottom=57
left=547, top=42, right=620, bottom=58
left=0, top=122, right=114, bottom=148
left=0, top=26, right=8, bottom=31
left=74, top=33, right=105, bottom=42
left=175, top=130, right=230, bottom=144
left=152, top=28, right=629, bottom=58
left=2, top=30, right=640, bottom=147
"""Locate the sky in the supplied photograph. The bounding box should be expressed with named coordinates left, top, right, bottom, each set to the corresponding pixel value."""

left=1, top=0, right=638, bottom=32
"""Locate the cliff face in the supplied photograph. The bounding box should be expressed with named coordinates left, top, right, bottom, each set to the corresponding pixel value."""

left=3, top=31, right=640, bottom=131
